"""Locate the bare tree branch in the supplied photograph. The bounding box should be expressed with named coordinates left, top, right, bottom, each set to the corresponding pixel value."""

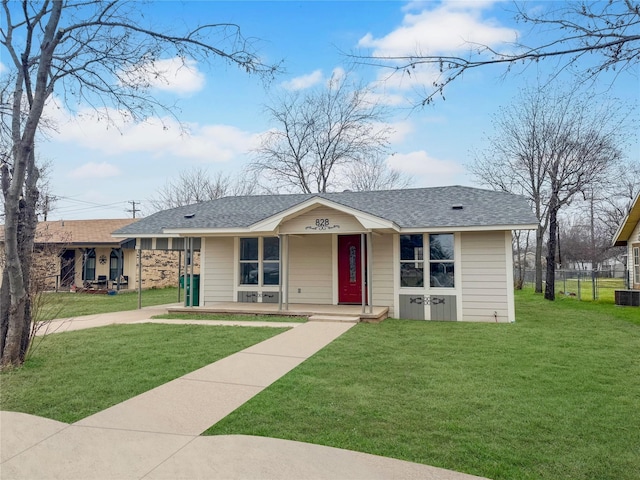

left=350, top=1, right=639, bottom=106
left=148, top=167, right=259, bottom=212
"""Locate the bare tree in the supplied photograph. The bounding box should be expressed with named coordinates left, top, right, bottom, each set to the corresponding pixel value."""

left=560, top=216, right=619, bottom=271
left=596, top=159, right=640, bottom=239
left=354, top=1, right=639, bottom=105
left=251, top=73, right=395, bottom=193
left=343, top=155, right=411, bottom=192
left=512, top=229, right=532, bottom=289
left=148, top=167, right=259, bottom=211
left=470, top=85, right=626, bottom=300
left=0, top=0, right=276, bottom=368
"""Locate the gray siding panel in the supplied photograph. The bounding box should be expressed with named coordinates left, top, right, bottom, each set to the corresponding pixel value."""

left=430, top=295, right=457, bottom=321
left=399, top=294, right=425, bottom=320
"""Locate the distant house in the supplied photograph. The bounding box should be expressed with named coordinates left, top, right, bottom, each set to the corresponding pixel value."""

left=613, top=193, right=640, bottom=290
left=1, top=219, right=196, bottom=291
left=114, top=186, right=538, bottom=322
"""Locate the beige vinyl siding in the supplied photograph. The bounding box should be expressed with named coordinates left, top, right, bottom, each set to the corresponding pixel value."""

left=631, top=221, right=640, bottom=288
left=280, top=206, right=364, bottom=234
left=372, top=233, right=395, bottom=316
left=202, top=237, right=234, bottom=303
left=123, top=250, right=136, bottom=285
left=287, top=235, right=332, bottom=304
left=461, top=231, right=509, bottom=322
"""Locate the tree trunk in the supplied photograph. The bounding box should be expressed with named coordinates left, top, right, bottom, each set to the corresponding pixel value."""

left=0, top=148, right=39, bottom=368
left=545, top=205, right=559, bottom=301
left=0, top=268, right=10, bottom=356
left=514, top=231, right=524, bottom=289
left=534, top=226, right=545, bottom=293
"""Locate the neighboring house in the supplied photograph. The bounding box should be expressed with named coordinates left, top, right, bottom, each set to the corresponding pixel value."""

left=613, top=193, right=640, bottom=290
left=0, top=219, right=197, bottom=291
left=114, top=186, right=538, bottom=322
left=598, top=255, right=627, bottom=278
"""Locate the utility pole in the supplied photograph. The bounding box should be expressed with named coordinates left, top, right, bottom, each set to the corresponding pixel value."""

left=127, top=200, right=141, bottom=219
left=42, top=194, right=50, bottom=221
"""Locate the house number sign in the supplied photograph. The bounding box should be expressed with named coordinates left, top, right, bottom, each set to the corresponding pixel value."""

left=306, top=218, right=340, bottom=231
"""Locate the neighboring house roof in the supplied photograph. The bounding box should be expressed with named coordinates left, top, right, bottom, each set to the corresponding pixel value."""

left=0, top=219, right=137, bottom=247
left=613, top=193, right=640, bottom=246
left=114, top=186, right=538, bottom=237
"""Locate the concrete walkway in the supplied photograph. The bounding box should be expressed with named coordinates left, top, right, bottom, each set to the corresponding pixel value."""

left=1, top=309, right=488, bottom=480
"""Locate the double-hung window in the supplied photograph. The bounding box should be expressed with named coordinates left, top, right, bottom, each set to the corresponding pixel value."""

left=400, top=234, right=424, bottom=287
left=429, top=234, right=454, bottom=287
left=239, top=237, right=280, bottom=286
left=262, top=237, right=280, bottom=285
left=634, top=246, right=639, bottom=285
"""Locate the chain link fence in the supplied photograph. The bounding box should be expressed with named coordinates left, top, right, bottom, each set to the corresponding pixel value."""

left=518, top=269, right=628, bottom=302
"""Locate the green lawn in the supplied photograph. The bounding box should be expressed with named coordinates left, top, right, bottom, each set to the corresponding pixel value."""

left=4, top=289, right=638, bottom=479
left=0, top=324, right=287, bottom=423
left=205, top=290, right=640, bottom=480
left=152, top=312, right=306, bottom=323
left=34, top=287, right=181, bottom=321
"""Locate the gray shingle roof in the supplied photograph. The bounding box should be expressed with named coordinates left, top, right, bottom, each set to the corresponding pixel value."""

left=114, top=186, right=538, bottom=236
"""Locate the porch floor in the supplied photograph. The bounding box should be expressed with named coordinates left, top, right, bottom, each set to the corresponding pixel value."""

left=167, top=303, right=388, bottom=323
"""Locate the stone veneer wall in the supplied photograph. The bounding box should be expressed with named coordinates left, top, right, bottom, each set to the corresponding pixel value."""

left=0, top=246, right=201, bottom=291
left=0, top=246, right=62, bottom=291
left=137, top=250, right=200, bottom=289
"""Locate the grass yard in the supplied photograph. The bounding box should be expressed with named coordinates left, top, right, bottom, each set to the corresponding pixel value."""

left=206, top=290, right=640, bottom=480
left=34, top=287, right=181, bottom=321
left=152, top=313, right=306, bottom=323
left=0, top=323, right=287, bottom=423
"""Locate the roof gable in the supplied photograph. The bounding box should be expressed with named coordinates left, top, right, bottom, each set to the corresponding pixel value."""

left=613, top=193, right=640, bottom=246
left=249, top=196, right=396, bottom=232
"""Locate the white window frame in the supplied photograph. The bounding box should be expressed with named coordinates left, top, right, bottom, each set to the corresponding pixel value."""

left=238, top=237, right=280, bottom=287
left=429, top=233, right=455, bottom=288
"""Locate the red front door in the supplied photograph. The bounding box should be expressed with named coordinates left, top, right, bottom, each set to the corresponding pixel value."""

left=338, top=235, right=367, bottom=304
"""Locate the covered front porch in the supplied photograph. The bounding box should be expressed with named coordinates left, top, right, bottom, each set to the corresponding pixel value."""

left=167, top=302, right=389, bottom=323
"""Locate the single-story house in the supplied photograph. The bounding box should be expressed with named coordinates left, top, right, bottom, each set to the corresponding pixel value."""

left=113, top=186, right=538, bottom=322
left=613, top=192, right=640, bottom=292
left=0, top=219, right=197, bottom=291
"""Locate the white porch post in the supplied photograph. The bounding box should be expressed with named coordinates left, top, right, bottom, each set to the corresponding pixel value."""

left=367, top=231, right=373, bottom=314
left=137, top=245, right=142, bottom=310
left=285, top=234, right=290, bottom=311
left=183, top=238, right=188, bottom=307
left=189, top=238, right=194, bottom=307
left=278, top=234, right=283, bottom=311
left=361, top=233, right=366, bottom=314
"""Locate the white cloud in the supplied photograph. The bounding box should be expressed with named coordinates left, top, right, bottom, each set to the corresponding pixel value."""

left=281, top=69, right=324, bottom=90
left=46, top=99, right=259, bottom=163
left=328, top=67, right=346, bottom=85
left=0, top=62, right=7, bottom=75
left=120, top=57, right=205, bottom=95
left=387, top=150, right=466, bottom=185
left=281, top=67, right=349, bottom=91
left=69, top=161, right=121, bottom=179
left=358, top=3, right=517, bottom=58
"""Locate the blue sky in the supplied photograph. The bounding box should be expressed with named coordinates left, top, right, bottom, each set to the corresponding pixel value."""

left=17, top=0, right=638, bottom=219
